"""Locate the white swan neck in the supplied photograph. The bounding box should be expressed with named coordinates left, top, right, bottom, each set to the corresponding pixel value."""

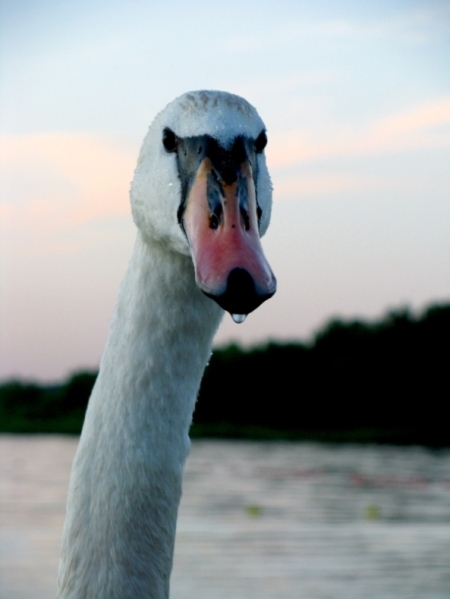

left=57, top=234, right=222, bottom=599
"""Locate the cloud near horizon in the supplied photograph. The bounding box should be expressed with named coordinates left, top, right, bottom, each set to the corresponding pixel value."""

left=1, top=133, right=136, bottom=234
left=1, top=96, right=449, bottom=236
left=267, top=97, right=450, bottom=170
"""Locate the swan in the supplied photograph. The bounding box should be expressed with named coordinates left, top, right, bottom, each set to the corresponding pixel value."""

left=56, top=90, right=276, bottom=599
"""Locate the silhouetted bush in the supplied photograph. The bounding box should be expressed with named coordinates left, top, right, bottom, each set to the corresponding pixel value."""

left=0, top=372, right=96, bottom=433
left=193, top=304, right=450, bottom=445
left=1, top=303, right=448, bottom=445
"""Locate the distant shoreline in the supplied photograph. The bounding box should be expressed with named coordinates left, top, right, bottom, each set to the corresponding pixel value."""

left=2, top=302, right=449, bottom=447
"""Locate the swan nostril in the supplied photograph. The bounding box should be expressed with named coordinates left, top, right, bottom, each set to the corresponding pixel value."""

left=240, top=207, right=250, bottom=231
left=209, top=203, right=223, bottom=230
left=210, top=213, right=219, bottom=229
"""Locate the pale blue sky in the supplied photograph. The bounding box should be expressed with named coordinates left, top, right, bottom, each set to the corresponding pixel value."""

left=1, top=0, right=449, bottom=379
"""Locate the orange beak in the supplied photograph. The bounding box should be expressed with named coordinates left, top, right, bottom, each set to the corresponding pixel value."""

left=182, top=157, right=276, bottom=319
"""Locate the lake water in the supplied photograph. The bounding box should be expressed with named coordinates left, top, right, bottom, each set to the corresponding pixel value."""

left=1, top=436, right=449, bottom=599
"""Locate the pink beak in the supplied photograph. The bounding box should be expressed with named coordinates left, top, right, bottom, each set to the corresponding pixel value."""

left=183, top=158, right=276, bottom=319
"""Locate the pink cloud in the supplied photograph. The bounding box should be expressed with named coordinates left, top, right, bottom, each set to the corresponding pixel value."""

left=267, top=97, right=450, bottom=170
left=1, top=133, right=137, bottom=233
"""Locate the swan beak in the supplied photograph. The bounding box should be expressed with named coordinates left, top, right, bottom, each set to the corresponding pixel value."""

left=182, top=158, right=276, bottom=317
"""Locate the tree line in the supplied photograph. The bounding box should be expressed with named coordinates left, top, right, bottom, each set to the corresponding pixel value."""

left=1, top=303, right=448, bottom=445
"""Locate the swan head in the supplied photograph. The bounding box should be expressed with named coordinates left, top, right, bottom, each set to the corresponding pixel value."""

left=131, top=90, right=276, bottom=318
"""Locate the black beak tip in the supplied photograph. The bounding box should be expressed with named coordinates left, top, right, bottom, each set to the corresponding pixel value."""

left=203, top=267, right=276, bottom=316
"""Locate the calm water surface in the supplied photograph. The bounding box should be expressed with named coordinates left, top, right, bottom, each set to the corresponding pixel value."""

left=1, top=436, right=449, bottom=599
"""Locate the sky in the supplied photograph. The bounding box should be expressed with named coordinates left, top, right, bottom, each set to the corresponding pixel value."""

left=1, top=0, right=449, bottom=381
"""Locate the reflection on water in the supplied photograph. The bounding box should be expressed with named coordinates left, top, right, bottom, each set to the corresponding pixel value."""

left=1, top=436, right=449, bottom=599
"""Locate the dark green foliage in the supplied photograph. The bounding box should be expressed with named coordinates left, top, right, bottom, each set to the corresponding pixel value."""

left=1, top=304, right=448, bottom=445
left=0, top=372, right=96, bottom=433
left=193, top=303, right=450, bottom=446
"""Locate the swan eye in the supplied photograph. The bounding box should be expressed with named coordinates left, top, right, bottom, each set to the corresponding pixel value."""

left=255, top=130, right=267, bottom=154
left=162, top=128, right=178, bottom=153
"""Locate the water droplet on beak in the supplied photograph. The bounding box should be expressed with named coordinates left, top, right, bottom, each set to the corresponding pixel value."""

left=231, top=314, right=247, bottom=324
